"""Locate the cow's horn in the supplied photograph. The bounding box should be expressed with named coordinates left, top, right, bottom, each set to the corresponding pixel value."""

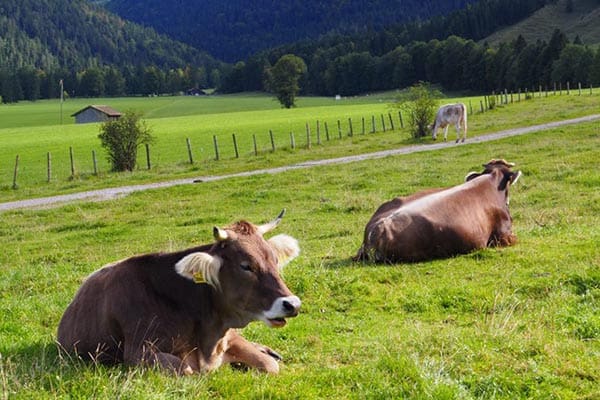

left=258, top=209, right=286, bottom=235
left=213, top=226, right=229, bottom=241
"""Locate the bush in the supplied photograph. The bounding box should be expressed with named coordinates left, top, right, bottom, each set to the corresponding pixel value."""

left=394, top=82, right=441, bottom=139
left=98, top=111, right=153, bottom=172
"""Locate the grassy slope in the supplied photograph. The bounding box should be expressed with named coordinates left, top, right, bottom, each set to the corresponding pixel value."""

left=483, top=0, right=600, bottom=46
left=1, top=91, right=598, bottom=204
left=0, top=114, right=599, bottom=398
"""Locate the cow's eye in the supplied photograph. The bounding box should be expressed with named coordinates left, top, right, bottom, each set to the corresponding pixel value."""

left=240, top=262, right=252, bottom=272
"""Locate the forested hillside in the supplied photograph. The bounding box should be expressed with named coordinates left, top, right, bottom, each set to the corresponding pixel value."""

left=3, top=0, right=599, bottom=104
left=222, top=0, right=594, bottom=95
left=0, top=0, right=223, bottom=102
left=104, top=0, right=477, bottom=62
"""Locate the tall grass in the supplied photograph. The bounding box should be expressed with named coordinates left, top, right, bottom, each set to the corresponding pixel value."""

left=0, top=119, right=598, bottom=398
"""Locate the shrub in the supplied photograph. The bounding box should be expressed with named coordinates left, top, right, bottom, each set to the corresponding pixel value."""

left=394, top=82, right=441, bottom=139
left=98, top=111, right=153, bottom=172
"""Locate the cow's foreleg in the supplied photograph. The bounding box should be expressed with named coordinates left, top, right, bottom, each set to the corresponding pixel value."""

left=223, top=330, right=280, bottom=373
left=443, top=125, right=449, bottom=141
left=124, top=342, right=194, bottom=375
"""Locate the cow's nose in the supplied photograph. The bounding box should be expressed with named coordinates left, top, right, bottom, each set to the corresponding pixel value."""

left=281, top=296, right=301, bottom=316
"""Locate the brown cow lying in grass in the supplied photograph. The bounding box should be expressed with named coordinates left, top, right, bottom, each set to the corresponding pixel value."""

left=57, top=210, right=301, bottom=375
left=355, top=159, right=521, bottom=263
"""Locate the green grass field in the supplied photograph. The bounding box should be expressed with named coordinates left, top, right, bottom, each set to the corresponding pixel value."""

left=0, top=90, right=598, bottom=204
left=0, top=92, right=599, bottom=399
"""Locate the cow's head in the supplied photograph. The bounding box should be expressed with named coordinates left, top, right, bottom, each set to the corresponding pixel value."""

left=465, top=159, right=521, bottom=204
left=175, top=210, right=301, bottom=328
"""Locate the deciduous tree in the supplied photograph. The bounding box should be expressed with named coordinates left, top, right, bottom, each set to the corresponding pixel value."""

left=266, top=54, right=307, bottom=108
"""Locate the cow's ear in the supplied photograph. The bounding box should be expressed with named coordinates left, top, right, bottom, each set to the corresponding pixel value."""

left=465, top=171, right=481, bottom=182
left=175, top=252, right=222, bottom=289
left=268, top=234, right=300, bottom=268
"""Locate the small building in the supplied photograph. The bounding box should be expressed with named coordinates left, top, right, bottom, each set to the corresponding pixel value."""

left=186, top=87, right=206, bottom=96
left=71, top=105, right=122, bottom=124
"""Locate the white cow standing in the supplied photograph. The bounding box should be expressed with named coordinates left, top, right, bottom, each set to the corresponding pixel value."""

left=431, top=103, right=467, bottom=143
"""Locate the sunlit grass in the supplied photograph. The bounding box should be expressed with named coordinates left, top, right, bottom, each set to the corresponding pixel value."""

left=1, top=122, right=598, bottom=398
left=1, top=91, right=599, bottom=203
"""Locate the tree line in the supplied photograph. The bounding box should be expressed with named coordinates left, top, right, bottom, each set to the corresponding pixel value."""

left=222, top=29, right=600, bottom=97
left=0, top=64, right=223, bottom=103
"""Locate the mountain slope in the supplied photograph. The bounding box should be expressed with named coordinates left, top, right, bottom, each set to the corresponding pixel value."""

left=0, top=0, right=219, bottom=71
left=483, top=0, right=600, bottom=45
left=104, top=0, right=476, bottom=62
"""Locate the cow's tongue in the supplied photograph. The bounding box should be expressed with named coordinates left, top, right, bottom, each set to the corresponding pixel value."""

left=269, top=318, right=287, bottom=328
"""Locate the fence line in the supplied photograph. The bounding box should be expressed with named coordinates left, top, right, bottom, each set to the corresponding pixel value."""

left=4, top=83, right=595, bottom=189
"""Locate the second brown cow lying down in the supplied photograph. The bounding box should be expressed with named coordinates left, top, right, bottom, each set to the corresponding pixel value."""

left=57, top=210, right=301, bottom=375
left=354, top=160, right=521, bottom=263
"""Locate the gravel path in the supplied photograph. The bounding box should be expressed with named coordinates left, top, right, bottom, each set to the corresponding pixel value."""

left=2, top=114, right=599, bottom=212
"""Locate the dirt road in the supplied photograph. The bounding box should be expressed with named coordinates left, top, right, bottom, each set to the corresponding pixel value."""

left=2, top=114, right=598, bottom=212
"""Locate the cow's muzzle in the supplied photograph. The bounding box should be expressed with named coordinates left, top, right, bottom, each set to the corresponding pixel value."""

left=262, top=296, right=301, bottom=328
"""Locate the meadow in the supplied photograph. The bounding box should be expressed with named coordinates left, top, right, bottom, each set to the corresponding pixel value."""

left=0, top=91, right=599, bottom=399
left=1, top=90, right=598, bottom=203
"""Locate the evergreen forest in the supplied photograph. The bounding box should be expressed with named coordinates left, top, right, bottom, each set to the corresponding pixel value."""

left=1, top=0, right=600, bottom=103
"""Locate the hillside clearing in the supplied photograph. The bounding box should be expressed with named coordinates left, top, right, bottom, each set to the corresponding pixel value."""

left=483, top=0, right=600, bottom=45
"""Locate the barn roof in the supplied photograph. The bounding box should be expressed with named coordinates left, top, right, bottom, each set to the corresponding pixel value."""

left=71, top=105, right=122, bottom=117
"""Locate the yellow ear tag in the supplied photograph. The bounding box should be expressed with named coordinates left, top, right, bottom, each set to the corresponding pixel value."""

left=193, top=271, right=206, bottom=284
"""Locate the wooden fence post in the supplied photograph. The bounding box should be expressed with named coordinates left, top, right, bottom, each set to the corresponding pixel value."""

left=69, top=146, right=75, bottom=177
left=361, top=117, right=365, bottom=134
left=388, top=113, right=394, bottom=131
left=186, top=138, right=194, bottom=164
left=371, top=115, right=376, bottom=133
left=398, top=111, right=404, bottom=129
left=578, top=82, right=581, bottom=96
left=12, top=155, right=19, bottom=189
left=269, top=130, right=276, bottom=152
left=232, top=133, right=239, bottom=158
left=348, top=118, right=353, bottom=137
left=337, top=120, right=342, bottom=139
left=290, top=132, right=295, bottom=149
left=253, top=134, right=258, bottom=156
left=480, top=100, right=484, bottom=113
left=324, top=121, right=330, bottom=141
left=92, top=150, right=98, bottom=175
left=316, top=121, right=321, bottom=144
left=213, top=135, right=220, bottom=161
left=567, top=81, right=570, bottom=95
left=380, top=114, right=386, bottom=132
left=47, top=152, right=51, bottom=182
left=306, top=123, right=311, bottom=149
left=145, top=144, right=151, bottom=169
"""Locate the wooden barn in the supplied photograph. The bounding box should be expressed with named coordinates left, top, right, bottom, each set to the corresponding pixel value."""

left=71, top=105, right=122, bottom=124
